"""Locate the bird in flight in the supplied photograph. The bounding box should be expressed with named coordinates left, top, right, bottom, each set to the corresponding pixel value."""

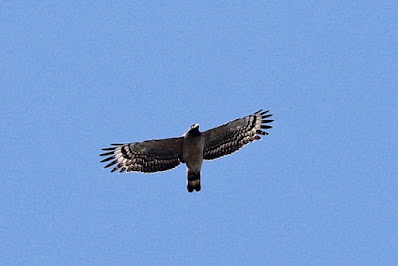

left=100, top=109, right=273, bottom=192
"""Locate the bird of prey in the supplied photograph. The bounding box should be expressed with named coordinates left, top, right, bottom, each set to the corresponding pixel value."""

left=100, top=109, right=273, bottom=192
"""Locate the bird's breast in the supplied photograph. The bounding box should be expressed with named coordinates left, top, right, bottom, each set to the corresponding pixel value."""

left=181, top=136, right=204, bottom=169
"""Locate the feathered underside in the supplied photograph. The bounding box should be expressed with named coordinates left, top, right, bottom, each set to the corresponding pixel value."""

left=202, top=109, right=273, bottom=160
left=99, top=137, right=183, bottom=174
left=100, top=109, right=273, bottom=175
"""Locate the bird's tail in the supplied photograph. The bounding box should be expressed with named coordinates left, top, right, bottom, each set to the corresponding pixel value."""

left=187, top=171, right=201, bottom=192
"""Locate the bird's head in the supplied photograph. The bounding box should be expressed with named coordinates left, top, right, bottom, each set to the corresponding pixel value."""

left=185, top=123, right=201, bottom=137
left=191, top=123, right=199, bottom=129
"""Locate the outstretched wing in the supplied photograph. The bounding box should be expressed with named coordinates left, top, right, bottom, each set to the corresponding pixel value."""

left=202, top=109, right=273, bottom=160
left=100, top=137, right=183, bottom=173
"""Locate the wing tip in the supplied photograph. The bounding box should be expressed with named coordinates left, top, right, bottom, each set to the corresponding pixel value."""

left=99, top=151, right=114, bottom=156
left=257, top=110, right=273, bottom=135
left=111, top=143, right=124, bottom=146
left=100, top=156, right=115, bottom=163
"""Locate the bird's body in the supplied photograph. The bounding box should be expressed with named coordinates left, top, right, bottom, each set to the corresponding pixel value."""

left=100, top=109, right=273, bottom=192
left=181, top=124, right=204, bottom=192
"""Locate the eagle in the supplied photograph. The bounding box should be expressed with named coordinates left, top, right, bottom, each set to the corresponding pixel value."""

left=100, top=109, right=273, bottom=192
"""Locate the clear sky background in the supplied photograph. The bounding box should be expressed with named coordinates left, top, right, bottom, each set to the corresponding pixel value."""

left=1, top=1, right=397, bottom=265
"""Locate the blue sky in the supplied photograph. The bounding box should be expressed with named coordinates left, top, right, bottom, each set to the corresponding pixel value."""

left=1, top=1, right=397, bottom=265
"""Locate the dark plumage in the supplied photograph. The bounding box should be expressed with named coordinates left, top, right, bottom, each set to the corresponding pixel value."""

left=100, top=109, right=273, bottom=192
